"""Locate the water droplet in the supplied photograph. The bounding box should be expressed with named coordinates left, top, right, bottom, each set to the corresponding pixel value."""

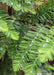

left=39, top=37, right=40, bottom=38
left=11, top=2, right=13, bottom=5
left=0, top=48, right=3, bottom=50
left=27, top=1, right=31, bottom=3
left=23, top=60, right=24, bottom=62
left=22, top=55, right=24, bottom=58
left=25, top=51, right=28, bottom=54
left=30, top=70, right=33, bottom=73
left=46, top=39, right=49, bottom=42
left=43, top=44, right=47, bottom=47
left=29, top=43, right=32, bottom=46
left=40, top=29, right=42, bottom=31
left=36, top=52, right=38, bottom=53
left=36, top=33, right=38, bottom=37
left=39, top=50, right=41, bottom=52
left=32, top=40, right=33, bottom=42
left=18, top=64, right=19, bottom=65
left=17, top=4, right=21, bottom=7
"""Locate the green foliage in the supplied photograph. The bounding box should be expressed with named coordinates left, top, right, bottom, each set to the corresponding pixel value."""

left=0, top=10, right=19, bottom=40
left=38, top=27, right=54, bottom=62
left=0, top=0, right=54, bottom=75
left=0, top=20, right=8, bottom=31
left=0, top=0, right=37, bottom=14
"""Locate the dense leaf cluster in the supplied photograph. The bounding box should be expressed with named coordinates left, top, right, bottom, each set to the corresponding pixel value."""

left=0, top=0, right=54, bottom=75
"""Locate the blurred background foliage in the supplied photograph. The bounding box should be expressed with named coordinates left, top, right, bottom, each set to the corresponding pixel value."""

left=0, top=0, right=54, bottom=75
